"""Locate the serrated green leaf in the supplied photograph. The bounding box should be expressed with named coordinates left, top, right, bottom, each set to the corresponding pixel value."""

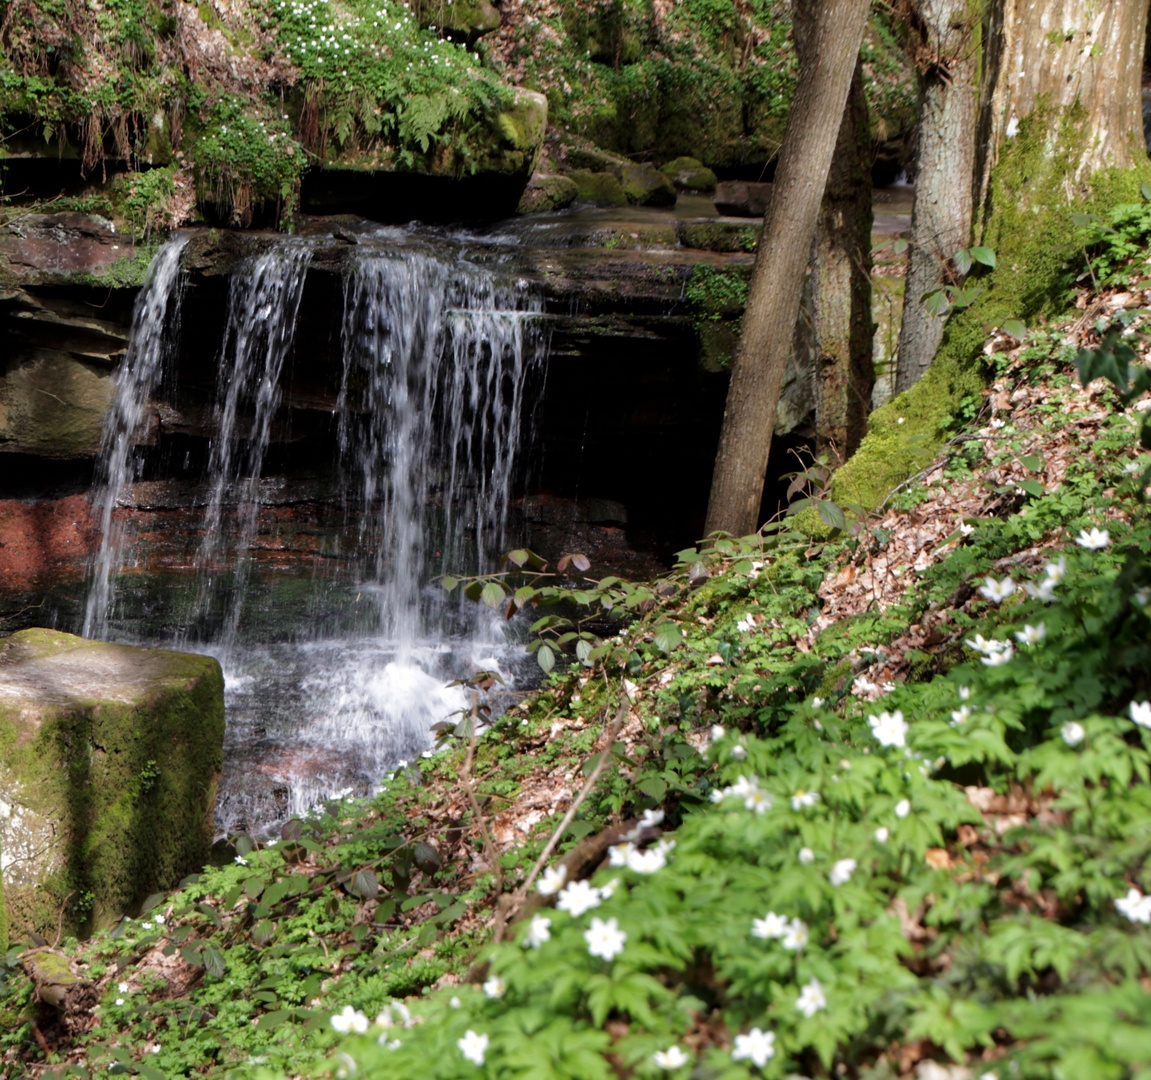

left=970, top=246, right=996, bottom=267
left=537, top=644, right=555, bottom=673
left=653, top=621, right=682, bottom=653
left=480, top=581, right=506, bottom=609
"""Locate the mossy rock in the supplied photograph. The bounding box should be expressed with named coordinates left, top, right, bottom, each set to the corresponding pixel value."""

left=661, top=157, right=718, bottom=193
left=569, top=170, right=627, bottom=206
left=679, top=221, right=758, bottom=253
left=619, top=162, right=676, bottom=207
left=0, top=629, right=224, bottom=938
left=517, top=173, right=579, bottom=214
left=417, top=0, right=500, bottom=39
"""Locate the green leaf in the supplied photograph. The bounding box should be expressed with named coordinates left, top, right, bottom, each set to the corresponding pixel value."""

left=653, top=621, right=682, bottom=653
left=637, top=776, right=668, bottom=800
left=923, top=289, right=949, bottom=316
left=575, top=638, right=594, bottom=664
left=348, top=869, right=380, bottom=900
left=817, top=499, right=847, bottom=531
left=953, top=247, right=973, bottom=276
left=970, top=246, right=996, bottom=267
left=1141, top=181, right=1151, bottom=201
left=201, top=943, right=226, bottom=979
left=441, top=575, right=458, bottom=592
left=892, top=237, right=908, bottom=253
left=1018, top=479, right=1045, bottom=497
left=1021, top=454, right=1044, bottom=472
left=537, top=644, right=555, bottom=673
left=1002, top=318, right=1027, bottom=339
left=480, top=581, right=506, bottom=609
left=506, top=549, right=529, bottom=567
left=256, top=1008, right=295, bottom=1030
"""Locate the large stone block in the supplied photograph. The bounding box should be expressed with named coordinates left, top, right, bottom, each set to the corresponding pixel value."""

left=0, top=629, right=224, bottom=937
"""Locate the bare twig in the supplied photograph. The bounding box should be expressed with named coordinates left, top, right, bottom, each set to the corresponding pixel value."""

left=519, top=704, right=626, bottom=897
left=461, top=695, right=504, bottom=893
left=490, top=705, right=627, bottom=942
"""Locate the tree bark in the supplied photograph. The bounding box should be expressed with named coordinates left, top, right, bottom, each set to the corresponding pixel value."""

left=976, top=0, right=1149, bottom=215
left=704, top=0, right=871, bottom=537
left=811, top=60, right=874, bottom=459
left=894, top=0, right=980, bottom=396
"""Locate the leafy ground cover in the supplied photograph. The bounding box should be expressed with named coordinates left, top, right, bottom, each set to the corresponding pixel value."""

left=2, top=281, right=1150, bottom=1078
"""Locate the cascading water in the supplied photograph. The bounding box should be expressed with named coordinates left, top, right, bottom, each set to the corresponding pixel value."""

left=82, top=228, right=546, bottom=836
left=182, top=244, right=311, bottom=649
left=82, top=236, right=189, bottom=640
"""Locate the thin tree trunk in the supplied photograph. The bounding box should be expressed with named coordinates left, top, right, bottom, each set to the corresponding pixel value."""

left=704, top=0, right=871, bottom=537
left=893, top=0, right=979, bottom=396
left=811, top=59, right=874, bottom=459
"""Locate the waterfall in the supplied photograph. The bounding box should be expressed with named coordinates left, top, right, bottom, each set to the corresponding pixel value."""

left=81, top=229, right=546, bottom=835
left=83, top=235, right=189, bottom=640
left=337, top=246, right=542, bottom=655
left=182, top=244, right=311, bottom=649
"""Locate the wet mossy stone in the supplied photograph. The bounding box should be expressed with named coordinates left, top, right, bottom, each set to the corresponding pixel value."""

left=569, top=169, right=627, bottom=207
left=619, top=162, right=676, bottom=207
left=0, top=629, right=224, bottom=938
left=679, top=220, right=759, bottom=253
left=517, top=173, right=579, bottom=214
left=660, top=157, right=718, bottom=193
left=418, top=0, right=500, bottom=40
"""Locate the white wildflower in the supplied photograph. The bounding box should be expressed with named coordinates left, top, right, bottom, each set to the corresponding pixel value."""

left=982, top=643, right=1015, bottom=667
left=1014, top=623, right=1046, bottom=645
left=829, top=858, right=856, bottom=887
left=751, top=912, right=789, bottom=939
left=744, top=788, right=772, bottom=814
left=556, top=880, right=602, bottom=916
left=959, top=686, right=971, bottom=700
left=795, top=978, right=827, bottom=1018
left=959, top=522, right=976, bottom=535
left=331, top=1006, right=369, bottom=1034
left=782, top=918, right=809, bottom=950
left=732, top=1028, right=776, bottom=1068
left=234, top=856, right=249, bottom=866
left=609, top=842, right=636, bottom=867
left=1076, top=527, right=1111, bottom=549
left=482, top=975, right=505, bottom=999
left=652, top=1046, right=690, bottom=1070
left=868, top=710, right=908, bottom=748
left=626, top=847, right=668, bottom=874
left=854, top=674, right=879, bottom=695
left=599, top=877, right=621, bottom=899
left=710, top=724, right=726, bottom=740
left=457, top=1030, right=489, bottom=1066
left=798, top=847, right=815, bottom=865
left=1116, top=887, right=1151, bottom=924
left=811, top=697, right=824, bottom=708
left=736, top=616, right=755, bottom=633
left=1130, top=701, right=1151, bottom=729
left=979, top=576, right=1016, bottom=603
left=950, top=705, right=972, bottom=727
left=523, top=914, right=552, bottom=949
left=585, top=916, right=626, bottom=960
left=1024, top=579, right=1058, bottom=602
left=791, top=789, right=818, bottom=810
left=1061, top=721, right=1085, bottom=747
left=118, top=982, right=130, bottom=994
left=874, top=826, right=889, bottom=843
left=537, top=864, right=567, bottom=896
left=895, top=799, right=911, bottom=818
left=729, top=744, right=748, bottom=761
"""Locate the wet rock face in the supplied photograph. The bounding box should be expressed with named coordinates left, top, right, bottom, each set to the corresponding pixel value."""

left=0, top=629, right=224, bottom=937
left=714, top=180, right=772, bottom=218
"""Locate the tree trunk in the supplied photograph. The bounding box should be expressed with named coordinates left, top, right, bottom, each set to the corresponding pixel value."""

left=976, top=0, right=1148, bottom=217
left=811, top=60, right=874, bottom=459
left=704, top=0, right=871, bottom=537
left=893, top=0, right=979, bottom=396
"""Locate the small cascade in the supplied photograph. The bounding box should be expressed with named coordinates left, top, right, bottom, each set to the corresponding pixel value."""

left=82, top=235, right=189, bottom=640
left=183, top=244, right=312, bottom=649
left=337, top=246, right=544, bottom=654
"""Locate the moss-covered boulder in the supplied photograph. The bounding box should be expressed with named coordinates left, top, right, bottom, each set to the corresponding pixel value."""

left=661, top=157, right=718, bottom=193
left=416, top=0, right=501, bottom=40
left=0, top=629, right=224, bottom=938
left=517, top=173, right=580, bottom=214
left=569, top=169, right=628, bottom=206
left=619, top=162, right=676, bottom=207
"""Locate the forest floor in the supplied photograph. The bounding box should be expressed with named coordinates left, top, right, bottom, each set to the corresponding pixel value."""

left=2, top=277, right=1150, bottom=1080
